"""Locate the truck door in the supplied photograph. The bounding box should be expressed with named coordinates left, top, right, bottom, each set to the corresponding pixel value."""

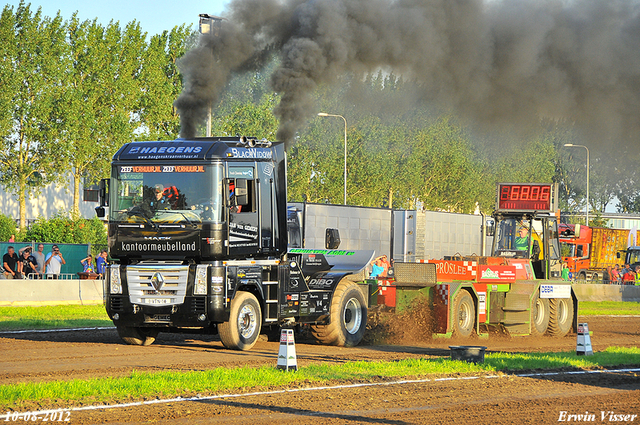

left=227, top=166, right=259, bottom=257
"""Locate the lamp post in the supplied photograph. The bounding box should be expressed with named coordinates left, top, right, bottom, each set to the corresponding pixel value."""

left=199, top=14, right=223, bottom=137
left=317, top=113, right=347, bottom=205
left=564, top=143, right=590, bottom=225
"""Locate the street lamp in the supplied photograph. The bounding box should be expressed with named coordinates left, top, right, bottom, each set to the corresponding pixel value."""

left=564, top=143, right=590, bottom=225
left=317, top=113, right=347, bottom=205
left=199, top=14, right=223, bottom=137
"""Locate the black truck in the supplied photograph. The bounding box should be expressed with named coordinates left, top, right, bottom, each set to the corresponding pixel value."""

left=96, top=137, right=372, bottom=350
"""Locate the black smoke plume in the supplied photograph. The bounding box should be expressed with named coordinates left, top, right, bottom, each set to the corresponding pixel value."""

left=175, top=0, right=640, bottom=150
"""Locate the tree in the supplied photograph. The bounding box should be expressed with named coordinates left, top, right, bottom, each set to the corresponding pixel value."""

left=137, top=25, right=195, bottom=140
left=59, top=18, right=148, bottom=214
left=0, top=3, right=68, bottom=229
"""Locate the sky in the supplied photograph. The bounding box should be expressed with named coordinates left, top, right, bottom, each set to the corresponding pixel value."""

left=3, top=0, right=227, bottom=36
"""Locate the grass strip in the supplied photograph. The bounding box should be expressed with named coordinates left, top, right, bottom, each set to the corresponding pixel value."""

left=0, top=305, right=112, bottom=331
left=579, top=301, right=640, bottom=316
left=1, top=346, right=638, bottom=410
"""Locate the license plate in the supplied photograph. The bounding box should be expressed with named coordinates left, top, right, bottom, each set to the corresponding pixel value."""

left=144, top=298, right=171, bottom=304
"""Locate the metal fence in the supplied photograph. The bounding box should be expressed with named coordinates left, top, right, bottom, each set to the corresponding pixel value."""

left=0, top=242, right=91, bottom=277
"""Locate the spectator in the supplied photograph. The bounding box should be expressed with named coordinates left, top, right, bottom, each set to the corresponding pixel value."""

left=8, top=235, right=14, bottom=242
left=379, top=255, right=391, bottom=278
left=32, top=243, right=45, bottom=276
left=80, top=255, right=96, bottom=274
left=620, top=263, right=631, bottom=278
left=3, top=246, right=19, bottom=279
left=44, top=245, right=66, bottom=279
left=96, top=250, right=108, bottom=278
left=370, top=257, right=385, bottom=278
left=611, top=264, right=621, bottom=284
left=603, top=266, right=613, bottom=284
left=622, top=266, right=636, bottom=285
left=561, top=263, right=570, bottom=281
left=18, top=247, right=39, bottom=279
left=635, top=266, right=640, bottom=286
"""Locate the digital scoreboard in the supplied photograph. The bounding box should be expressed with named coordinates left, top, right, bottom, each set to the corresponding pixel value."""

left=496, top=183, right=555, bottom=212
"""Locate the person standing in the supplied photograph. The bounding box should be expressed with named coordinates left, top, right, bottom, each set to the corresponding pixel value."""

left=96, top=250, right=108, bottom=278
left=33, top=244, right=45, bottom=276
left=18, top=247, right=39, bottom=278
left=2, top=246, right=19, bottom=279
left=44, top=245, right=66, bottom=279
left=80, top=255, right=96, bottom=273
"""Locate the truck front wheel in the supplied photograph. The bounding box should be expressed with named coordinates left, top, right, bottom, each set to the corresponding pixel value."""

left=116, top=326, right=159, bottom=346
left=311, top=280, right=367, bottom=347
left=531, top=295, right=550, bottom=336
left=219, top=291, right=262, bottom=351
left=452, top=290, right=475, bottom=338
left=547, top=298, right=574, bottom=337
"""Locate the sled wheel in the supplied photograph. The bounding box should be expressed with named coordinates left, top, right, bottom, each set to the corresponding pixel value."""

left=547, top=297, right=574, bottom=337
left=452, top=290, right=475, bottom=338
left=530, top=295, right=550, bottom=336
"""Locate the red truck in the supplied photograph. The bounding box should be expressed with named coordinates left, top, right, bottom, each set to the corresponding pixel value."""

left=559, top=224, right=638, bottom=282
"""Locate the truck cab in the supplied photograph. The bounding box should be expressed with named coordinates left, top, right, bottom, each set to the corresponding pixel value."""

left=491, top=183, right=562, bottom=279
left=96, top=137, right=372, bottom=350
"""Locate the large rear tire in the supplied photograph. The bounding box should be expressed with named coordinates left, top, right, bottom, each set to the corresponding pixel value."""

left=219, top=291, right=262, bottom=351
left=311, top=280, right=367, bottom=347
left=530, top=295, right=550, bottom=336
left=116, top=326, right=159, bottom=346
left=452, top=290, right=475, bottom=338
left=548, top=298, right=574, bottom=337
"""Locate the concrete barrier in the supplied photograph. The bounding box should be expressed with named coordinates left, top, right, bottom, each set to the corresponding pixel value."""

left=573, top=283, right=640, bottom=302
left=0, top=279, right=104, bottom=306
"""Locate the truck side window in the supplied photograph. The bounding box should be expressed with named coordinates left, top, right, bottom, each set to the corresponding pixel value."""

left=576, top=245, right=583, bottom=258
left=229, top=178, right=256, bottom=213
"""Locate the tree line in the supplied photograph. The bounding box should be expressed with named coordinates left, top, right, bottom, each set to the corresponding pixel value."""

left=1, top=2, right=637, bottom=230
left=0, top=2, right=194, bottom=228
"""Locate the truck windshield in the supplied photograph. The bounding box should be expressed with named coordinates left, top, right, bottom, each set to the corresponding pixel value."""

left=111, top=164, right=224, bottom=224
left=494, top=218, right=530, bottom=257
left=560, top=242, right=576, bottom=257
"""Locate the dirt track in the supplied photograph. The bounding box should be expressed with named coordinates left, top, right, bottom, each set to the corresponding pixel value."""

left=1, top=315, right=639, bottom=424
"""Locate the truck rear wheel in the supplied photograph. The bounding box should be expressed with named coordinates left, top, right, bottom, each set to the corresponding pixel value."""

left=116, top=326, right=159, bottom=346
left=531, top=295, right=550, bottom=336
left=219, top=291, right=262, bottom=351
left=311, top=280, right=367, bottom=347
left=547, top=298, right=574, bottom=337
left=452, top=290, right=475, bottom=338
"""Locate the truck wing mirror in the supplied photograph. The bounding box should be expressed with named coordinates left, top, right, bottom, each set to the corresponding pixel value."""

left=95, top=206, right=106, bottom=218
left=98, top=178, right=109, bottom=206
left=485, top=221, right=495, bottom=237
left=235, top=179, right=249, bottom=206
left=325, top=228, right=341, bottom=249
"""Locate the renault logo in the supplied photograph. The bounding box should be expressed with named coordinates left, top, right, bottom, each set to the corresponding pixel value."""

left=150, top=272, right=165, bottom=292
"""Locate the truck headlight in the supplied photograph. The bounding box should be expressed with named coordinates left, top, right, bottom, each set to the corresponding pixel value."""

left=194, top=265, right=208, bottom=295
left=110, top=267, right=122, bottom=294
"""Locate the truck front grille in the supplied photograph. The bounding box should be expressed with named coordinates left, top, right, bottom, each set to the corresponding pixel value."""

left=126, top=265, right=189, bottom=306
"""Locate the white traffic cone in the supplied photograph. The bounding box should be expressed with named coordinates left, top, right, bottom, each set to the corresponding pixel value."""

left=277, top=328, right=298, bottom=371
left=576, top=323, right=593, bottom=356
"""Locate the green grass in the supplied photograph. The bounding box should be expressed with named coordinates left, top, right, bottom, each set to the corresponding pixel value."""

left=2, top=346, right=639, bottom=411
left=579, top=301, right=640, bottom=316
left=0, top=305, right=112, bottom=331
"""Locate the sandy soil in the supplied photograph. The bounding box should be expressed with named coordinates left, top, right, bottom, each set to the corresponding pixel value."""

left=1, top=315, right=639, bottom=424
